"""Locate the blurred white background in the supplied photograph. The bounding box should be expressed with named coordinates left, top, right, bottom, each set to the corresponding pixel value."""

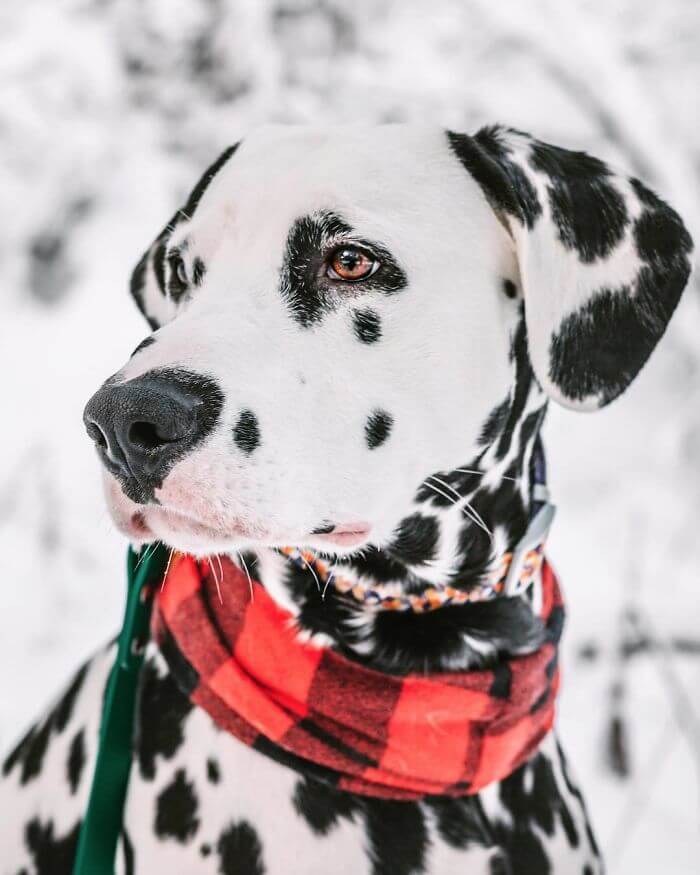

left=1, top=1, right=699, bottom=871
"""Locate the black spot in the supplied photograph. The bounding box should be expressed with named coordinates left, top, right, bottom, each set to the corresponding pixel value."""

left=556, top=739, right=601, bottom=858
left=233, top=410, right=261, bottom=454
left=479, top=398, right=510, bottom=446
left=135, top=655, right=194, bottom=780
left=292, top=777, right=358, bottom=836
left=363, top=798, right=428, bottom=875
left=633, top=202, right=693, bottom=268
left=130, top=335, right=155, bottom=358
left=497, top=311, right=535, bottom=461
left=530, top=141, right=628, bottom=262
left=548, top=275, right=687, bottom=406
left=67, top=728, right=85, bottom=795
left=201, top=843, right=212, bottom=857
left=387, top=513, right=439, bottom=565
left=3, top=662, right=87, bottom=785
left=53, top=664, right=88, bottom=731
left=502, top=279, right=519, bottom=300
left=425, top=797, right=492, bottom=848
left=25, top=817, right=81, bottom=875
left=121, top=828, right=135, bottom=875
left=154, top=768, right=200, bottom=843
left=365, top=409, right=393, bottom=449
left=353, top=308, right=383, bottom=343
left=207, top=757, right=221, bottom=784
left=280, top=211, right=407, bottom=328
left=369, top=596, right=544, bottom=675
left=490, top=750, right=585, bottom=871
left=629, top=176, right=659, bottom=208
left=217, top=820, right=265, bottom=875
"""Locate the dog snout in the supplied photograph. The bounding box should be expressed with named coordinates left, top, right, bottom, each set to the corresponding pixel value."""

left=83, top=369, right=224, bottom=498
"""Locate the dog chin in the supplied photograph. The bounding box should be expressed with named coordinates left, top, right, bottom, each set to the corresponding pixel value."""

left=103, top=474, right=372, bottom=556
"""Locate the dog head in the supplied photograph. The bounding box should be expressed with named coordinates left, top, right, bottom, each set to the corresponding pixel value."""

left=84, top=124, right=692, bottom=556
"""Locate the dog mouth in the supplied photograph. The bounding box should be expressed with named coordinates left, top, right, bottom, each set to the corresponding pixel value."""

left=107, top=478, right=371, bottom=553
left=309, top=522, right=371, bottom=548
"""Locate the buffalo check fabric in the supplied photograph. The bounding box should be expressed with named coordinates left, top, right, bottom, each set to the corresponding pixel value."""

left=153, top=553, right=563, bottom=799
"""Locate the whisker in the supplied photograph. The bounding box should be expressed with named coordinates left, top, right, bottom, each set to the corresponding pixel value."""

left=299, top=552, right=322, bottom=594
left=160, top=547, right=175, bottom=591
left=135, top=540, right=159, bottom=570
left=210, top=554, right=223, bottom=604
left=428, top=475, right=493, bottom=536
left=423, top=477, right=493, bottom=539
left=237, top=550, right=255, bottom=602
left=454, top=467, right=521, bottom=485
left=215, top=553, right=225, bottom=590
left=322, top=568, right=335, bottom=599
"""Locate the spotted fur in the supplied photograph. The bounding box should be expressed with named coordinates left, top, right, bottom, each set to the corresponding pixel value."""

left=3, top=123, right=693, bottom=873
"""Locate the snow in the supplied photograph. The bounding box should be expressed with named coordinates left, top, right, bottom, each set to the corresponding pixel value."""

left=1, top=1, right=698, bottom=869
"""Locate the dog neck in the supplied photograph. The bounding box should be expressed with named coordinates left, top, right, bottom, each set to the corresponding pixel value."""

left=240, top=318, right=551, bottom=674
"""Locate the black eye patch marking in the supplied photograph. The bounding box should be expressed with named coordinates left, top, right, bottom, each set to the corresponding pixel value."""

left=502, top=278, right=518, bottom=299
left=280, top=210, right=407, bottom=328
left=130, top=335, right=156, bottom=358
left=365, top=409, right=393, bottom=449
left=529, top=141, right=629, bottom=263
left=352, top=308, right=383, bottom=343
left=386, top=513, right=439, bottom=565
left=450, top=128, right=542, bottom=229
left=233, top=410, right=261, bottom=454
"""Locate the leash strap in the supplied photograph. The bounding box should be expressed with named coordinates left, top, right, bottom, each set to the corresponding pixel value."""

left=72, top=543, right=169, bottom=875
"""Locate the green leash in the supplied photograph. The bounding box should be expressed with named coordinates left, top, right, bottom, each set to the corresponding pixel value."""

left=73, top=543, right=170, bottom=875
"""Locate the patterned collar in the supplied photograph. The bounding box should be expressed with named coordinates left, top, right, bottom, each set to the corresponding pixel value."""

left=278, top=500, right=556, bottom=614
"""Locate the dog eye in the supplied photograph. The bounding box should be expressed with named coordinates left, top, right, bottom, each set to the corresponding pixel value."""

left=175, top=258, right=188, bottom=286
left=166, top=251, right=189, bottom=301
left=326, top=247, right=379, bottom=282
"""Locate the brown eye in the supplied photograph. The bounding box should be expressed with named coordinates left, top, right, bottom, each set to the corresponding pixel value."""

left=327, top=247, right=379, bottom=282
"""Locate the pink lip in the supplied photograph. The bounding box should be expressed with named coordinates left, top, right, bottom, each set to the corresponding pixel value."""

left=311, top=523, right=371, bottom=548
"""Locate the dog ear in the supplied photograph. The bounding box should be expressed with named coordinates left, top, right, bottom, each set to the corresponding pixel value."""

left=449, top=127, right=694, bottom=410
left=129, top=143, right=240, bottom=330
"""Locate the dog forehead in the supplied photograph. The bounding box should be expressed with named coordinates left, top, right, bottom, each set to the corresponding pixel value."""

left=195, top=124, right=488, bottom=235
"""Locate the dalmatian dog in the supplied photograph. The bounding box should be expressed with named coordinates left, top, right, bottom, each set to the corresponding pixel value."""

left=1, top=124, right=693, bottom=875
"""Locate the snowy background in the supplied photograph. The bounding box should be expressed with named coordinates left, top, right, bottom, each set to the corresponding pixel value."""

left=1, top=1, right=699, bottom=870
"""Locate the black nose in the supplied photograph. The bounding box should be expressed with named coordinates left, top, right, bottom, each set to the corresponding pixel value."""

left=83, top=369, right=223, bottom=500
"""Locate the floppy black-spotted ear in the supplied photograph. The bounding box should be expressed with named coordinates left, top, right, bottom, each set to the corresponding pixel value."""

left=449, top=126, right=694, bottom=410
left=129, top=143, right=240, bottom=329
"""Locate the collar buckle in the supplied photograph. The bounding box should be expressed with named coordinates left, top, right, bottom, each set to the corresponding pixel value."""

left=502, top=501, right=556, bottom=612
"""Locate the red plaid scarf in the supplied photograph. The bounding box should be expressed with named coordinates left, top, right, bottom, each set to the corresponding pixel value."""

left=152, top=553, right=563, bottom=799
